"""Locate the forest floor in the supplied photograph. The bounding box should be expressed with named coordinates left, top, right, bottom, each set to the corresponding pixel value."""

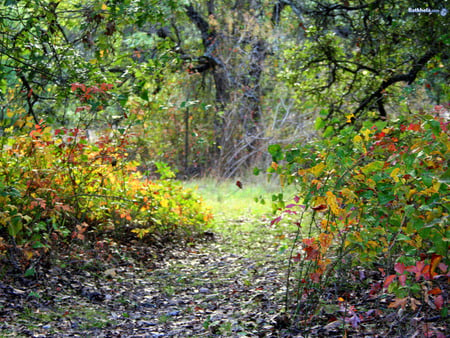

left=1, top=180, right=447, bottom=337
left=1, top=216, right=295, bottom=337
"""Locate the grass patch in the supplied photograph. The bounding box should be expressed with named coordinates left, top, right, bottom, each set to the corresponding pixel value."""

left=183, top=174, right=292, bottom=222
left=183, top=175, right=298, bottom=262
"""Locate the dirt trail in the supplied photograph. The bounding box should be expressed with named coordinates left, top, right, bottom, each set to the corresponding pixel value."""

left=1, top=222, right=290, bottom=337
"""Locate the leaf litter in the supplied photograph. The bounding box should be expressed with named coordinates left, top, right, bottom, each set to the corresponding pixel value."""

left=0, top=219, right=447, bottom=337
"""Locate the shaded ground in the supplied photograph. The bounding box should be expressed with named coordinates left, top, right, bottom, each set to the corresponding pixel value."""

left=1, top=217, right=447, bottom=337
left=1, top=219, right=291, bottom=337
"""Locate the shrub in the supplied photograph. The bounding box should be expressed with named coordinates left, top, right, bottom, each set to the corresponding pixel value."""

left=266, top=107, right=449, bottom=332
left=0, top=117, right=212, bottom=274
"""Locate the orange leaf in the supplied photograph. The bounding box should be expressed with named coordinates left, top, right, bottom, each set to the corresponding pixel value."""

left=383, top=274, right=397, bottom=289
left=388, top=297, right=408, bottom=309
left=427, top=287, right=442, bottom=295
left=410, top=297, right=421, bottom=311
left=430, top=254, right=442, bottom=275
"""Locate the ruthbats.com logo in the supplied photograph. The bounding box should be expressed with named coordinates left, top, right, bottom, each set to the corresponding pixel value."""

left=408, top=7, right=447, bottom=16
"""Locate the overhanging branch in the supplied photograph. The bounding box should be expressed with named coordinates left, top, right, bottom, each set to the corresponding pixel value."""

left=353, top=49, right=438, bottom=118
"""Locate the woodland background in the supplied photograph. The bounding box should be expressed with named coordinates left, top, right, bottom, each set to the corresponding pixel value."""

left=0, top=0, right=449, bottom=336
left=1, top=0, right=447, bottom=177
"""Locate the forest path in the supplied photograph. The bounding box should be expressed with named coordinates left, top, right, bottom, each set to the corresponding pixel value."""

left=1, top=218, right=292, bottom=337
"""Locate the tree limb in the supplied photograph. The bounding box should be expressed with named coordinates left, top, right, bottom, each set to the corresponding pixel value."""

left=353, top=49, right=438, bottom=118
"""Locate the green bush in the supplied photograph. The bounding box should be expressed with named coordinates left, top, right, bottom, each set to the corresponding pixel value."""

left=267, top=107, right=449, bottom=329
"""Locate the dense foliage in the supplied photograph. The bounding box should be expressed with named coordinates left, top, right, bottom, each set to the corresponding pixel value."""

left=1, top=0, right=447, bottom=176
left=267, top=108, right=449, bottom=333
left=0, top=1, right=448, bottom=333
left=0, top=116, right=212, bottom=275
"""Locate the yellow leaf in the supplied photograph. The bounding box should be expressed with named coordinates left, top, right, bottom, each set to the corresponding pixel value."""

left=131, top=228, right=151, bottom=239
left=361, top=128, right=373, bottom=141
left=421, top=181, right=441, bottom=196
left=160, top=199, right=169, bottom=208
left=354, top=138, right=366, bottom=153
left=280, top=174, right=285, bottom=187
left=310, top=163, right=325, bottom=177
left=390, top=168, right=401, bottom=182
left=341, top=187, right=357, bottom=202
left=6, top=110, right=14, bottom=118
left=353, top=134, right=363, bottom=143
left=101, top=3, right=108, bottom=10
left=346, top=113, right=355, bottom=123
left=354, top=174, right=365, bottom=181
left=367, top=240, right=379, bottom=249
left=407, top=189, right=417, bottom=199
left=326, top=191, right=341, bottom=215
left=24, top=250, right=34, bottom=260
left=361, top=161, right=384, bottom=175
left=311, top=196, right=327, bottom=210
left=366, top=178, right=376, bottom=188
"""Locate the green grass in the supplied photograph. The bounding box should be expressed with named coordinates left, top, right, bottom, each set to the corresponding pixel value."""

left=183, top=175, right=288, bottom=223
left=182, top=175, right=298, bottom=257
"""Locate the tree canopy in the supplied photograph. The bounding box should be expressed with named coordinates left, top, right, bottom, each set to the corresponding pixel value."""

left=1, top=0, right=448, bottom=175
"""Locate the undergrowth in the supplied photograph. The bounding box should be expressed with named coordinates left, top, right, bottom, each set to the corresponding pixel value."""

left=0, top=116, right=212, bottom=276
left=266, top=108, right=449, bottom=336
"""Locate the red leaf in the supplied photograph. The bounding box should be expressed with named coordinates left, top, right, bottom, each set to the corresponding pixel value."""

left=383, top=274, right=397, bottom=289
left=407, top=123, right=420, bottom=131
left=398, top=274, right=407, bottom=287
left=394, top=262, right=406, bottom=274
left=304, top=246, right=319, bottom=260
left=236, top=180, right=243, bottom=189
left=292, top=253, right=302, bottom=262
left=270, top=216, right=282, bottom=226
left=406, top=260, right=426, bottom=281
left=434, top=295, right=444, bottom=310
left=312, top=204, right=327, bottom=211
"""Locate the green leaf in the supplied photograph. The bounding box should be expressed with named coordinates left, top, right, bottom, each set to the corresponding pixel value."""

left=285, top=149, right=299, bottom=163
left=315, top=117, right=325, bottom=130
left=140, top=89, right=149, bottom=101
left=378, top=192, right=395, bottom=205
left=117, top=94, right=129, bottom=106
left=361, top=161, right=384, bottom=175
left=268, top=144, right=283, bottom=162
left=323, top=126, right=334, bottom=138
left=8, top=218, right=22, bottom=237
left=24, top=268, right=36, bottom=277
left=32, top=241, right=45, bottom=249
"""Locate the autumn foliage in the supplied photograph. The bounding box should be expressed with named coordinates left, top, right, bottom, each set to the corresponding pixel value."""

left=268, top=108, right=449, bottom=334
left=0, top=116, right=212, bottom=275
